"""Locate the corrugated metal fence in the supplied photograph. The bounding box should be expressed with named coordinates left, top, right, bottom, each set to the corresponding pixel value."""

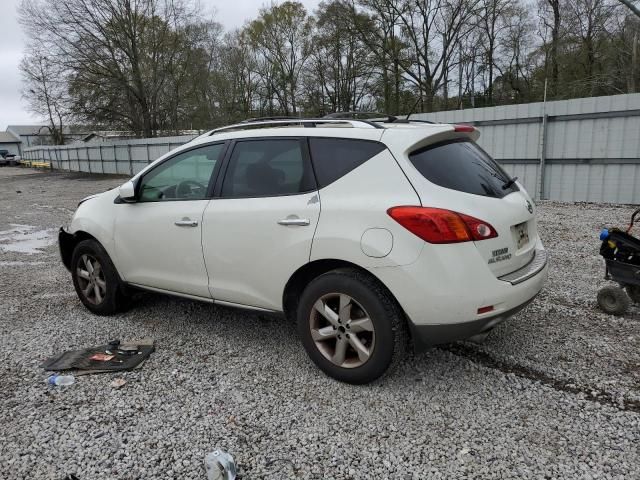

left=23, top=135, right=196, bottom=176
left=23, top=93, right=640, bottom=203
left=412, top=93, right=640, bottom=203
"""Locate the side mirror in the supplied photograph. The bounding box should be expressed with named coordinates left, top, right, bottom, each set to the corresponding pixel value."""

left=119, top=181, right=136, bottom=202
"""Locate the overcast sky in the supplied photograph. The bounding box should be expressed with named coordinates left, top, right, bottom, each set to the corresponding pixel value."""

left=0, top=0, right=321, bottom=131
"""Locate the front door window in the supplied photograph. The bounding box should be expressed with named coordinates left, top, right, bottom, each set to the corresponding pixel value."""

left=139, top=143, right=224, bottom=202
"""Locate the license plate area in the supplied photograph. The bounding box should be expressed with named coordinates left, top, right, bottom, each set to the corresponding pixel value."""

left=512, top=221, right=530, bottom=250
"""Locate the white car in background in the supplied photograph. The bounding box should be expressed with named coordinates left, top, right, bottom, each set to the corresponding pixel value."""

left=59, top=117, right=548, bottom=384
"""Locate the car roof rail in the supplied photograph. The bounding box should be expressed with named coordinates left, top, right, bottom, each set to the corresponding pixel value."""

left=206, top=118, right=384, bottom=136
left=323, top=111, right=398, bottom=123
left=240, top=116, right=301, bottom=123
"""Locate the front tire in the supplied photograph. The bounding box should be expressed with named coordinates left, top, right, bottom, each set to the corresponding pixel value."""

left=71, top=239, right=129, bottom=315
left=297, top=269, right=409, bottom=384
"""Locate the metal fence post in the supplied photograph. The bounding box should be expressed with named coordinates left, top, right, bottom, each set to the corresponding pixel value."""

left=539, top=114, right=548, bottom=201
left=113, top=144, right=117, bottom=175
left=128, top=144, right=133, bottom=175
left=99, top=145, right=104, bottom=173
left=146, top=143, right=151, bottom=165
left=77, top=147, right=81, bottom=172
left=86, top=147, right=91, bottom=173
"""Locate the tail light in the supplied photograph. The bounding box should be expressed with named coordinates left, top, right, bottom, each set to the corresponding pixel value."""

left=387, top=206, right=498, bottom=244
left=454, top=124, right=475, bottom=133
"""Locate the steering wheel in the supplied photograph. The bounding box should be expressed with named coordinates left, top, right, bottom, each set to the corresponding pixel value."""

left=176, top=180, right=206, bottom=199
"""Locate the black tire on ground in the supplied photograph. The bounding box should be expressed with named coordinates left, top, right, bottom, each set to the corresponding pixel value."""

left=625, top=285, right=640, bottom=304
left=296, top=268, right=410, bottom=384
left=597, top=285, right=630, bottom=316
left=71, top=239, right=129, bottom=315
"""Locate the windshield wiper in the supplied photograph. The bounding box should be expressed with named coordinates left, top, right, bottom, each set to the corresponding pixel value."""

left=502, top=176, right=518, bottom=190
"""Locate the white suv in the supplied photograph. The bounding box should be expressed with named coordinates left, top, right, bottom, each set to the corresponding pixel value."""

left=59, top=118, right=548, bottom=383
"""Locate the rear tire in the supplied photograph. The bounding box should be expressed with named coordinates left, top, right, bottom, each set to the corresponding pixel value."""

left=296, top=268, right=409, bottom=384
left=597, top=286, right=629, bottom=316
left=625, top=285, right=640, bottom=304
left=71, top=239, right=129, bottom=315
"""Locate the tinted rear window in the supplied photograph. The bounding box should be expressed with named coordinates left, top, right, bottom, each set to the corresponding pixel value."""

left=309, top=138, right=386, bottom=188
left=409, top=139, right=518, bottom=198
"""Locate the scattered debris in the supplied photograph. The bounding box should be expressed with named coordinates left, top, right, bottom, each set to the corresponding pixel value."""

left=41, top=339, right=155, bottom=374
left=46, top=374, right=75, bottom=386
left=110, top=378, right=127, bottom=389
left=205, top=450, right=237, bottom=480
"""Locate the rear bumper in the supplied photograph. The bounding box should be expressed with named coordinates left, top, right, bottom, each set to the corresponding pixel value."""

left=369, top=237, right=548, bottom=350
left=409, top=295, right=537, bottom=351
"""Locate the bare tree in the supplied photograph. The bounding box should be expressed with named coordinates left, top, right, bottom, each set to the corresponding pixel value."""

left=20, top=47, right=69, bottom=145
left=19, top=0, right=208, bottom=137
left=617, top=0, right=640, bottom=17
left=246, top=1, right=312, bottom=115
left=308, top=1, right=375, bottom=113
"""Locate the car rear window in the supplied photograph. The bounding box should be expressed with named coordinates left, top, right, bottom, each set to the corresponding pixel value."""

left=408, top=139, right=518, bottom=198
left=309, top=138, right=386, bottom=188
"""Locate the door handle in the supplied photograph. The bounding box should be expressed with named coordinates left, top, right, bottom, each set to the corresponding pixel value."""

left=277, top=217, right=310, bottom=226
left=175, top=218, right=199, bottom=227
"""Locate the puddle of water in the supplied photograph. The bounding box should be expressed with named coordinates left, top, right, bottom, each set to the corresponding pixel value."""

left=0, top=224, right=57, bottom=254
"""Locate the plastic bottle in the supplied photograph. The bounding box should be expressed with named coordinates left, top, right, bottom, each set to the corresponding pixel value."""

left=47, top=374, right=75, bottom=386
left=205, top=450, right=237, bottom=480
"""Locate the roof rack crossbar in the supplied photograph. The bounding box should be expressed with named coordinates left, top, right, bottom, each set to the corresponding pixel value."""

left=207, top=118, right=383, bottom=135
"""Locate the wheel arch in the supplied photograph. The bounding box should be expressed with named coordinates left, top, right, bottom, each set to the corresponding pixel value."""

left=282, top=258, right=408, bottom=325
left=60, top=229, right=100, bottom=271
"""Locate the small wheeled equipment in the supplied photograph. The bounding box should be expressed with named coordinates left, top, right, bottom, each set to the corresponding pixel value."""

left=597, top=208, right=640, bottom=315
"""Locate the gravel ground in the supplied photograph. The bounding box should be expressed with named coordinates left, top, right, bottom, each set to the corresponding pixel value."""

left=0, top=167, right=639, bottom=479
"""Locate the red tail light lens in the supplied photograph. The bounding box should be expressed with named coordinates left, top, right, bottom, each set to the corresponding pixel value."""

left=454, top=124, right=475, bottom=133
left=387, top=206, right=498, bottom=244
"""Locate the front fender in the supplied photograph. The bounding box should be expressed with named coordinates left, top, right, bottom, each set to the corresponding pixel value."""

left=66, top=188, right=120, bottom=266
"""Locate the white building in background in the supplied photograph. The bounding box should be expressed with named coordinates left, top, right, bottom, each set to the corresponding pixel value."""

left=6, top=125, right=89, bottom=147
left=0, top=131, right=22, bottom=156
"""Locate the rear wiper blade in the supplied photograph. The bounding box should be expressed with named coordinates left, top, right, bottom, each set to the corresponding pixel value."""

left=502, top=176, right=518, bottom=190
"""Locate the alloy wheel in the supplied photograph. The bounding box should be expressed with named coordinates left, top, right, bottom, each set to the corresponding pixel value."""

left=309, top=293, right=375, bottom=368
left=76, top=254, right=107, bottom=305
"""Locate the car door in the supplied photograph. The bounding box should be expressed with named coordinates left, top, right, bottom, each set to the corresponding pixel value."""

left=114, top=142, right=226, bottom=299
left=202, top=137, right=320, bottom=310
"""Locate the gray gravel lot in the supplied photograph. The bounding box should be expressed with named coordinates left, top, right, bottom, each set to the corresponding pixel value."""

left=1, top=167, right=639, bottom=479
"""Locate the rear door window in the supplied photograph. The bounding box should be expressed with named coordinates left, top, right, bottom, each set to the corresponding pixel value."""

left=409, top=139, right=518, bottom=198
left=309, top=138, right=385, bottom=188
left=221, top=139, right=316, bottom=197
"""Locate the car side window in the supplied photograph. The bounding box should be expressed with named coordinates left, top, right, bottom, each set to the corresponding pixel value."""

left=221, top=139, right=316, bottom=197
left=308, top=138, right=386, bottom=188
left=138, top=143, right=224, bottom=202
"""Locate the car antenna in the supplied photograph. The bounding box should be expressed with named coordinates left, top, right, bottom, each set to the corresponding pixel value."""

left=405, top=96, right=423, bottom=122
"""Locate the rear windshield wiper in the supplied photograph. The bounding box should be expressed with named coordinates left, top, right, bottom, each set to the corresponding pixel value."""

left=502, top=176, right=518, bottom=190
